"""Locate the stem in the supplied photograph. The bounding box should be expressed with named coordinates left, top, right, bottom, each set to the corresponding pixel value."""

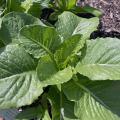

left=60, top=84, right=62, bottom=120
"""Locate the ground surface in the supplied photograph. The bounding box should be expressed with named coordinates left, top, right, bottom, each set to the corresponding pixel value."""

left=78, top=0, right=120, bottom=38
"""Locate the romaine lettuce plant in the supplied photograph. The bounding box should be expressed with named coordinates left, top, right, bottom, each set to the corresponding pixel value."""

left=0, top=9, right=120, bottom=120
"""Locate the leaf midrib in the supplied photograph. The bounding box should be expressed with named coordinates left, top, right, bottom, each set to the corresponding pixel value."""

left=0, top=70, right=35, bottom=80
left=24, top=36, right=53, bottom=57
left=73, top=80, right=111, bottom=111
left=78, top=63, right=120, bottom=67
left=23, top=35, right=59, bottom=69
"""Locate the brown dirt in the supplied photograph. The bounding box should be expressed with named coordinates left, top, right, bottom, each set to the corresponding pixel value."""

left=77, top=0, right=120, bottom=34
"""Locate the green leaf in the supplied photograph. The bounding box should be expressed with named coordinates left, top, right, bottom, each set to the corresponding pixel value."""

left=62, top=94, right=78, bottom=120
left=19, top=25, right=61, bottom=58
left=42, top=110, right=51, bottom=120
left=59, top=0, right=76, bottom=10
left=75, top=93, right=120, bottom=120
left=49, top=11, right=60, bottom=21
left=55, top=11, right=99, bottom=40
left=66, top=0, right=77, bottom=9
left=16, top=118, right=28, bottom=120
left=81, top=6, right=102, bottom=17
left=37, top=55, right=73, bottom=85
left=0, top=40, right=4, bottom=48
left=0, top=44, right=43, bottom=108
left=63, top=79, right=120, bottom=120
left=76, top=38, right=120, bottom=80
left=62, top=79, right=82, bottom=101
left=16, top=106, right=44, bottom=119
left=48, top=86, right=60, bottom=120
left=54, top=35, right=84, bottom=68
left=0, top=12, right=44, bottom=45
left=48, top=86, right=78, bottom=120
left=73, top=6, right=102, bottom=17
left=39, top=0, right=50, bottom=8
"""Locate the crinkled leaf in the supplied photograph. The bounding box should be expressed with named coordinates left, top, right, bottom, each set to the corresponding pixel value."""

left=54, top=35, right=84, bottom=68
left=0, top=12, right=44, bottom=45
left=55, top=11, right=99, bottom=40
left=63, top=79, right=120, bottom=120
left=19, top=25, right=61, bottom=58
left=0, top=44, right=43, bottom=108
left=76, top=38, right=120, bottom=80
left=37, top=55, right=73, bottom=85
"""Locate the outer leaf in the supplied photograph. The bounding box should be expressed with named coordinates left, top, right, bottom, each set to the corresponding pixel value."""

left=0, top=44, right=43, bottom=108
left=0, top=12, right=44, bottom=45
left=75, top=93, right=120, bottom=120
left=76, top=38, right=120, bottom=80
left=37, top=55, right=73, bottom=85
left=54, top=35, right=84, bottom=68
left=55, top=11, right=99, bottom=40
left=63, top=79, right=120, bottom=120
left=19, top=25, right=61, bottom=58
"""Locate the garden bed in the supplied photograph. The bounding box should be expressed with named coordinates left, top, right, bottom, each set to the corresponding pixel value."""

left=78, top=0, right=120, bottom=38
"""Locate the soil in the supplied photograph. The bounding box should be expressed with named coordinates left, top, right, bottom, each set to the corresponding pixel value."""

left=77, top=0, right=120, bottom=38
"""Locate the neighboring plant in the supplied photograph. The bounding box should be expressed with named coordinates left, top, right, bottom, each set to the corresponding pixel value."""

left=49, top=0, right=102, bottom=21
left=1, top=0, right=50, bottom=17
left=0, top=0, right=102, bottom=21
